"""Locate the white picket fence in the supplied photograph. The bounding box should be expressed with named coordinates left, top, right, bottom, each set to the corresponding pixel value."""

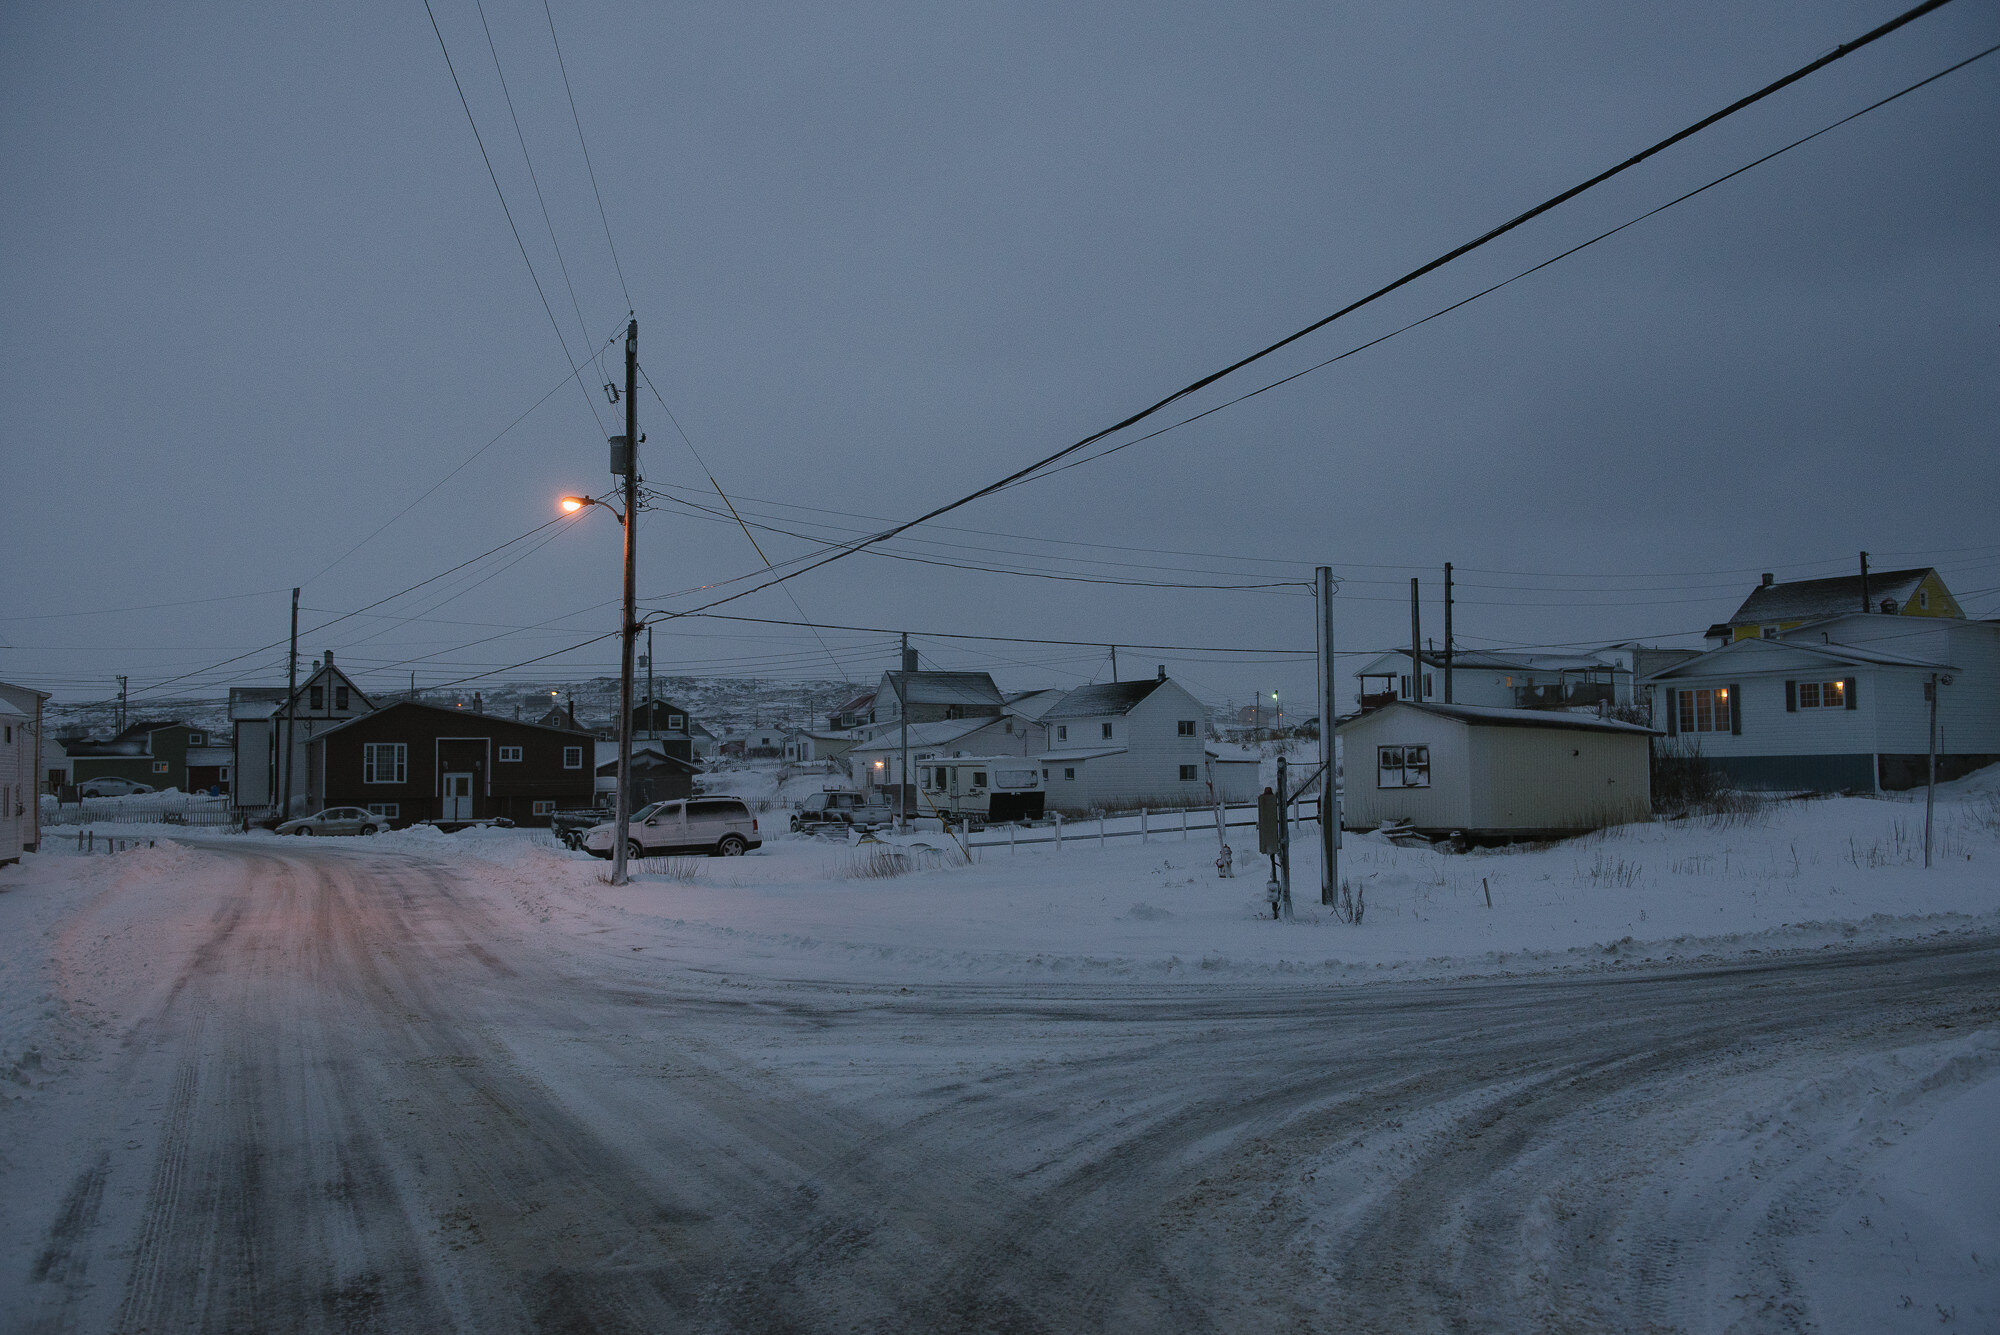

left=961, top=797, right=1325, bottom=853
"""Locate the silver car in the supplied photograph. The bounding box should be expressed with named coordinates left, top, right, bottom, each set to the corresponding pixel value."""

left=275, top=806, right=384, bottom=836
left=78, top=777, right=155, bottom=797
left=580, top=797, right=761, bottom=859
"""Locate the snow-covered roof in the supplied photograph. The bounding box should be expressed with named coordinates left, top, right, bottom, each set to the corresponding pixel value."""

left=0, top=698, right=27, bottom=720
left=1338, top=701, right=1658, bottom=736
left=1641, top=637, right=1955, bottom=681
left=1726, top=567, right=1938, bottom=626
left=1042, top=679, right=1167, bottom=720
left=1002, top=688, right=1067, bottom=720
left=879, top=671, right=1003, bottom=707
left=1355, top=648, right=1618, bottom=675
left=849, top=717, right=997, bottom=753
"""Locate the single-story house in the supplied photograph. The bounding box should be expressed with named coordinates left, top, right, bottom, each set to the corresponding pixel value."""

left=594, top=740, right=699, bottom=806
left=0, top=682, right=47, bottom=865
left=306, top=702, right=596, bottom=826
left=1643, top=612, right=1999, bottom=792
left=67, top=719, right=210, bottom=794
left=1336, top=701, right=1656, bottom=839
left=783, top=730, right=859, bottom=763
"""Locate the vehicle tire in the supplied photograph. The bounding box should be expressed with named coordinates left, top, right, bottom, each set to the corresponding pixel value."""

left=296, top=827, right=312, bottom=836
left=361, top=825, right=378, bottom=836
left=789, top=816, right=801, bottom=833
left=715, top=834, right=747, bottom=857
left=627, top=839, right=645, bottom=862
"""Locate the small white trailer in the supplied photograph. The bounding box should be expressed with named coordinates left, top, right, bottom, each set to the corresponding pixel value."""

left=916, top=754, right=1045, bottom=826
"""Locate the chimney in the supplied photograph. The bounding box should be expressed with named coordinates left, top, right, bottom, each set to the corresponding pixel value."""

left=902, top=646, right=919, bottom=673
left=1760, top=573, right=1773, bottom=588
left=1157, top=665, right=1166, bottom=681
left=473, top=692, right=483, bottom=714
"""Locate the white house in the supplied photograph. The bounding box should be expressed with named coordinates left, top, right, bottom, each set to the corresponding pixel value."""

left=1036, top=672, right=1213, bottom=813
left=783, top=730, right=859, bottom=763
left=231, top=652, right=377, bottom=814
left=1643, top=613, right=2000, bottom=793
left=0, top=681, right=47, bottom=865
left=1337, top=701, right=1656, bottom=838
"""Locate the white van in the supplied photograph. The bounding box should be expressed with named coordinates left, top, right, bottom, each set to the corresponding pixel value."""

left=580, top=797, right=762, bottom=859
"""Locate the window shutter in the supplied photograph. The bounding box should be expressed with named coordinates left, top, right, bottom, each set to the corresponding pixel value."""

left=1665, top=689, right=1678, bottom=736
left=1785, top=681, right=1797, bottom=712
left=1843, top=677, right=1858, bottom=710
left=1729, top=683, right=1742, bottom=734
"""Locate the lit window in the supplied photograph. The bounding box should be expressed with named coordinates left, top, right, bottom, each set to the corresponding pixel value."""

left=532, top=800, right=555, bottom=815
left=1676, top=688, right=1733, bottom=733
left=499, top=746, right=522, bottom=762
left=1377, top=745, right=1431, bottom=789
left=153, top=761, right=169, bottom=773
left=1795, top=680, right=1846, bottom=709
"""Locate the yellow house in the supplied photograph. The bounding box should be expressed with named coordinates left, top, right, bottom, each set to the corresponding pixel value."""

left=1708, top=567, right=1962, bottom=646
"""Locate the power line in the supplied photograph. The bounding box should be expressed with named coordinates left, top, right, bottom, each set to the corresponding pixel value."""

left=542, top=0, right=631, bottom=311
left=619, top=0, right=1966, bottom=627
left=671, top=612, right=1317, bottom=656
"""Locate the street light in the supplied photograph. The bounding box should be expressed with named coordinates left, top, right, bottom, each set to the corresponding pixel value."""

left=560, top=495, right=623, bottom=522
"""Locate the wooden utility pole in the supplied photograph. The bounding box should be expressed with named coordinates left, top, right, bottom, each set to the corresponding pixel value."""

left=1409, top=578, right=1422, bottom=702
left=898, top=632, right=911, bottom=831
left=1859, top=551, right=1871, bottom=613
left=1317, top=566, right=1338, bottom=907
left=611, top=318, right=640, bottom=885
left=1109, top=645, right=1117, bottom=682
left=280, top=587, right=299, bottom=816
left=1443, top=562, right=1454, bottom=703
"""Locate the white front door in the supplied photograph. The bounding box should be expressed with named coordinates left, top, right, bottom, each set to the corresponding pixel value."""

left=442, top=772, right=474, bottom=820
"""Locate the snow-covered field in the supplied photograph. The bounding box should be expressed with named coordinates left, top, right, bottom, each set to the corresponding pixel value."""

left=2, top=771, right=1995, bottom=1330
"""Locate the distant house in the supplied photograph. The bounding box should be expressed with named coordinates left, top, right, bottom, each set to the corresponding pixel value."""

left=1337, top=702, right=1656, bottom=839
left=0, top=681, right=47, bottom=865
left=306, top=701, right=595, bottom=826
left=1710, top=567, right=1963, bottom=646
left=1036, top=672, right=1213, bottom=813
left=829, top=690, right=876, bottom=731
left=874, top=671, right=1005, bottom=729
left=593, top=741, right=699, bottom=806
left=537, top=698, right=582, bottom=731
left=67, top=719, right=209, bottom=794
left=783, top=730, right=858, bottom=763
left=1644, top=612, right=1999, bottom=792
left=231, top=652, right=377, bottom=815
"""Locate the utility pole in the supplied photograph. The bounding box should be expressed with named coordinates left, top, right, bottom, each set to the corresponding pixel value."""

left=645, top=627, right=655, bottom=739
left=1275, top=754, right=1293, bottom=920
left=1859, top=551, right=1871, bottom=613
left=1924, top=671, right=1942, bottom=868
left=1109, top=645, right=1117, bottom=682
left=280, top=588, right=299, bottom=816
left=115, top=675, right=128, bottom=734
left=1409, top=577, right=1422, bottom=703
left=611, top=317, right=640, bottom=886
left=1443, top=562, right=1454, bottom=704
left=898, top=632, right=911, bottom=832
left=1318, top=566, right=1337, bottom=907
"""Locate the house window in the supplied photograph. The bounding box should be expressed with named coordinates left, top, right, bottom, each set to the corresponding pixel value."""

left=336, top=685, right=350, bottom=711
left=363, top=743, right=407, bottom=784
left=1675, top=688, right=1733, bottom=734
left=187, top=732, right=203, bottom=746
left=309, top=684, right=324, bottom=709
left=366, top=803, right=399, bottom=819
left=1101, top=723, right=1114, bottom=740
left=1064, top=767, right=1076, bottom=781
left=1177, top=720, right=1196, bottom=737
left=532, top=800, right=555, bottom=815
left=153, top=761, right=169, bottom=774
left=1918, top=589, right=1929, bottom=609
left=1796, top=680, right=1846, bottom=709
left=945, top=705, right=962, bottom=719
left=498, top=746, right=522, bottom=762
left=1180, top=764, right=1199, bottom=782
left=1041, top=769, right=1050, bottom=781
left=1057, top=725, right=1067, bottom=741
left=668, top=714, right=684, bottom=730
left=563, top=746, right=583, bottom=768
left=1378, top=745, right=1431, bottom=788
left=971, top=770, right=987, bottom=788
left=1760, top=626, right=1778, bottom=639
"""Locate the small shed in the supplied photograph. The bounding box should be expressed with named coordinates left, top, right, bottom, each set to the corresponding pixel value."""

left=1335, top=702, right=1656, bottom=839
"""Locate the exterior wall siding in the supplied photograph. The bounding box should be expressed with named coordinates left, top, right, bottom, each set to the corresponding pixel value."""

left=1469, top=727, right=1650, bottom=831
left=1337, top=710, right=1472, bottom=832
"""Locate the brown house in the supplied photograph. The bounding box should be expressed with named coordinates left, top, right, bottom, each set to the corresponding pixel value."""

left=306, top=702, right=594, bottom=827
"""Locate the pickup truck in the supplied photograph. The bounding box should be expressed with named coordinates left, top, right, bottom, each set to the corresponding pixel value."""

left=790, top=790, right=893, bottom=833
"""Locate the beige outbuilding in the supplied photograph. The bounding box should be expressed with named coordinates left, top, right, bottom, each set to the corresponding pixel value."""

left=1336, top=702, right=1656, bottom=840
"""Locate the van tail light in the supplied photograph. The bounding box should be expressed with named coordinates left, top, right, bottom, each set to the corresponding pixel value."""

left=752, top=817, right=759, bottom=832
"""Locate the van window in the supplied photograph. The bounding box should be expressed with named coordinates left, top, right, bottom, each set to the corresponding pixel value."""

left=688, top=799, right=746, bottom=817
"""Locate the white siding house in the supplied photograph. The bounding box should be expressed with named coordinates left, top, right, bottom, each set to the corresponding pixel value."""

left=231, top=653, right=377, bottom=814
left=1336, top=702, right=1655, bottom=838
left=1643, top=615, right=2000, bottom=792
left=0, top=682, right=47, bottom=865
left=1036, top=673, right=1213, bottom=813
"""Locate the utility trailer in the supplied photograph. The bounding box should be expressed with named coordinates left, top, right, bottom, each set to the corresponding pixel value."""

left=789, top=789, right=895, bottom=833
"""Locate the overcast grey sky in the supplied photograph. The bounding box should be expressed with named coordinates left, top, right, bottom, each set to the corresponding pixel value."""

left=4, top=1, right=1996, bottom=716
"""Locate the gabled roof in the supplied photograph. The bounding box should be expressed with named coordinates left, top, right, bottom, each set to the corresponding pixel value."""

left=878, top=671, right=1004, bottom=708
left=1337, top=701, right=1659, bottom=736
left=1042, top=678, right=1167, bottom=720
left=306, top=699, right=611, bottom=743
left=1727, top=567, right=1939, bottom=626
left=115, top=718, right=191, bottom=741
left=833, top=690, right=876, bottom=714
left=1002, top=687, right=1067, bottom=720
left=1642, top=636, right=1955, bottom=681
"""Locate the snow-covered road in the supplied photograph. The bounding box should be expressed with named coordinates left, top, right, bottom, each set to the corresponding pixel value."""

left=4, top=840, right=1995, bottom=1332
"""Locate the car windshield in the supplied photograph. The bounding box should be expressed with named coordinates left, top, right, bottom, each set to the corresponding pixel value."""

left=629, top=802, right=664, bottom=822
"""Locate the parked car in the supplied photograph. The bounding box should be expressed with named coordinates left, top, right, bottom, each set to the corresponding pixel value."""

left=789, top=789, right=893, bottom=833
left=275, top=806, right=384, bottom=836
left=580, top=797, right=760, bottom=859
left=79, top=778, right=155, bottom=797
